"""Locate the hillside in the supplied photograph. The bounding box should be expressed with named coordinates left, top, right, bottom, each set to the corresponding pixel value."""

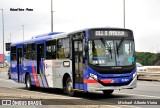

left=136, top=52, right=160, bottom=66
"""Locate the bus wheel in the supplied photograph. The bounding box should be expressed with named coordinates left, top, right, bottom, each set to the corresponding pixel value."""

left=66, top=77, right=75, bottom=96
left=102, top=90, right=114, bottom=95
left=26, top=74, right=33, bottom=90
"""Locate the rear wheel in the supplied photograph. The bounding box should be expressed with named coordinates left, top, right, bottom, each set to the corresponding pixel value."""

left=103, top=90, right=114, bottom=95
left=26, top=74, right=34, bottom=90
left=66, top=77, right=75, bottom=96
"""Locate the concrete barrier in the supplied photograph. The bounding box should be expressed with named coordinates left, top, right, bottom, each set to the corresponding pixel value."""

left=137, top=66, right=160, bottom=81
left=144, top=66, right=160, bottom=68
left=138, top=71, right=160, bottom=81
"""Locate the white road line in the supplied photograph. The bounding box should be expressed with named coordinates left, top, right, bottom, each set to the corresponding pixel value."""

left=115, top=92, right=160, bottom=99
left=15, top=88, right=82, bottom=99
left=0, top=79, right=17, bottom=82
left=138, top=84, right=160, bottom=87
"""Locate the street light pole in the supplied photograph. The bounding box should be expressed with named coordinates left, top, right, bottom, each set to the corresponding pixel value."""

left=22, top=25, right=24, bottom=41
left=1, top=9, right=5, bottom=67
left=51, top=0, right=53, bottom=32
left=51, top=0, right=55, bottom=32
left=10, top=33, right=11, bottom=43
left=123, top=0, right=126, bottom=28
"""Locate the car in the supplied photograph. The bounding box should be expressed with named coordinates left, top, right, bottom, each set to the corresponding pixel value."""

left=136, top=62, right=147, bottom=79
left=8, top=67, right=11, bottom=79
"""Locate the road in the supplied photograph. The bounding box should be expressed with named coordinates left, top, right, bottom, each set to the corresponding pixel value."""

left=0, top=71, right=160, bottom=108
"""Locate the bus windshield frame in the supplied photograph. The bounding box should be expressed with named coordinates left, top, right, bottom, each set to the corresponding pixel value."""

left=88, top=29, right=135, bottom=67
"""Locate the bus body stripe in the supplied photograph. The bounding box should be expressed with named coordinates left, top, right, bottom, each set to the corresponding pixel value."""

left=41, top=76, right=48, bottom=87
left=37, top=76, right=43, bottom=87
left=44, top=76, right=49, bottom=87
left=32, top=64, right=40, bottom=87
left=84, top=79, right=112, bottom=84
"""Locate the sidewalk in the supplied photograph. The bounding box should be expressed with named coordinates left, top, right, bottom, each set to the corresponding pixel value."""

left=0, top=67, right=8, bottom=72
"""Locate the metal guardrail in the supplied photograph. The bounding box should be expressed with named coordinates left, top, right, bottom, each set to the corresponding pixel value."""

left=137, top=71, right=160, bottom=81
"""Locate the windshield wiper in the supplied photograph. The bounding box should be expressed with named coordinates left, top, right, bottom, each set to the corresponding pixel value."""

left=116, top=42, right=119, bottom=57
left=117, top=38, right=124, bottom=50
left=116, top=38, right=124, bottom=57
left=100, top=38, right=112, bottom=59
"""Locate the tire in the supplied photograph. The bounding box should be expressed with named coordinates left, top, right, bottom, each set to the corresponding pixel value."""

left=103, top=90, right=114, bottom=95
left=66, top=77, right=75, bottom=96
left=26, top=74, right=33, bottom=90
left=63, top=86, right=67, bottom=94
left=8, top=72, right=11, bottom=79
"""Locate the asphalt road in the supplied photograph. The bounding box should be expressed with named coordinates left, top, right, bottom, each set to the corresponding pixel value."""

left=0, top=71, right=160, bottom=108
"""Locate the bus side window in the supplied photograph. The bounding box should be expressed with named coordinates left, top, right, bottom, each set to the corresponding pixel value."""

left=46, top=40, right=56, bottom=59
left=57, top=38, right=69, bottom=59
left=23, top=44, right=36, bottom=60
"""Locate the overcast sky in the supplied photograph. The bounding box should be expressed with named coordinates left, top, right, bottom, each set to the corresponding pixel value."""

left=0, top=0, right=160, bottom=53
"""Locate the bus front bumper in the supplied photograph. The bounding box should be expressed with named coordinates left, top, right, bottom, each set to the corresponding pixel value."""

left=87, top=75, right=137, bottom=92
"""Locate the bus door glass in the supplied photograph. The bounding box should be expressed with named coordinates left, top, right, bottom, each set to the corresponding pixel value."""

left=37, top=43, right=45, bottom=74
left=73, top=40, right=84, bottom=89
left=17, top=48, right=23, bottom=82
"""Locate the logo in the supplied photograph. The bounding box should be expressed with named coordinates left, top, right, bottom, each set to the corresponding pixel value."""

left=2, top=100, right=11, bottom=105
left=128, top=57, right=134, bottom=62
left=122, top=78, right=129, bottom=82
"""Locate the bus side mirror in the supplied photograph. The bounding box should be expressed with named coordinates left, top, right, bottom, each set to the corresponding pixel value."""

left=84, top=43, right=88, bottom=52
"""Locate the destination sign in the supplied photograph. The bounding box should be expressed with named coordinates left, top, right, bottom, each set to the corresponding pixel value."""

left=94, top=30, right=128, bottom=37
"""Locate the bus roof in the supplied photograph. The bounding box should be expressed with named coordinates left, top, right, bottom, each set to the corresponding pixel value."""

left=11, top=32, right=66, bottom=46
left=68, top=27, right=132, bottom=35
left=11, top=27, right=133, bottom=46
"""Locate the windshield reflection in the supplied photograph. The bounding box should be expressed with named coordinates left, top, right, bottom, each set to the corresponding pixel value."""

left=88, top=39, right=135, bottom=66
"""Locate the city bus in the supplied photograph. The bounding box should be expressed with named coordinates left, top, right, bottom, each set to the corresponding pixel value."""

left=10, top=27, right=137, bottom=96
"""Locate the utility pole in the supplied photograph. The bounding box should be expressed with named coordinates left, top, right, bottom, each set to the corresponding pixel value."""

left=123, top=0, right=126, bottom=28
left=10, top=33, right=11, bottom=43
left=51, top=0, right=55, bottom=32
left=1, top=9, right=5, bottom=67
left=51, top=0, right=53, bottom=32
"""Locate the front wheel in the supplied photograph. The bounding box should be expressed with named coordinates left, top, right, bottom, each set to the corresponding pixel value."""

left=66, top=77, right=75, bottom=96
left=8, top=72, right=11, bottom=79
left=103, top=90, right=114, bottom=95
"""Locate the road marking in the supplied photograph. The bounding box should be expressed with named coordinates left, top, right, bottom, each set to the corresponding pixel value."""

left=0, top=78, right=12, bottom=81
left=15, top=88, right=81, bottom=99
left=139, top=84, right=160, bottom=87
left=115, top=92, right=160, bottom=99
left=138, top=83, right=160, bottom=87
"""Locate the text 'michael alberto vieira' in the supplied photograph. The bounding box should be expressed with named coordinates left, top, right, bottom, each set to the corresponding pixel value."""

left=10, top=8, right=33, bottom=11
left=118, top=100, right=158, bottom=105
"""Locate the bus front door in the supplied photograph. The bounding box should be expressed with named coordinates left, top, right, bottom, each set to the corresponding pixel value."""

left=73, top=40, right=84, bottom=90
left=17, top=48, right=23, bottom=82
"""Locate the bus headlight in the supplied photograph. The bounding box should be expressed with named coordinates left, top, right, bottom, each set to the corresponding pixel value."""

left=90, top=73, right=98, bottom=80
left=133, top=72, right=137, bottom=79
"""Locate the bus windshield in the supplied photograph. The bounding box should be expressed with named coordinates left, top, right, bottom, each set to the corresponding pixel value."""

left=88, top=39, right=135, bottom=66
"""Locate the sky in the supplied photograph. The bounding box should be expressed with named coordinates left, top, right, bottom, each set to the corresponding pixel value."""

left=0, top=0, right=160, bottom=53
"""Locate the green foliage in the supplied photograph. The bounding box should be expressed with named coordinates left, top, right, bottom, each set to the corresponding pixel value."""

left=136, top=52, right=160, bottom=66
